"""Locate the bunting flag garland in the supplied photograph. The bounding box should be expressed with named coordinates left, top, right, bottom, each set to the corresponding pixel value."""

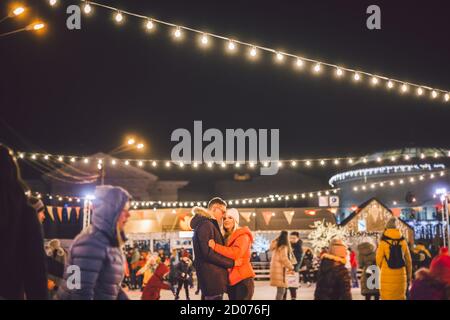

left=239, top=211, right=253, bottom=223
left=262, top=211, right=274, bottom=225
left=67, top=206, right=71, bottom=221
left=283, top=211, right=295, bottom=225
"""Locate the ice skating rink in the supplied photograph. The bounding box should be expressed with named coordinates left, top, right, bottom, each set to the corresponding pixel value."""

left=126, top=281, right=365, bottom=300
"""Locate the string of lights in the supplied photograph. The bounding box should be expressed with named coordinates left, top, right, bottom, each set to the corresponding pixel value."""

left=15, top=149, right=450, bottom=171
left=351, top=169, right=447, bottom=192
left=44, top=0, right=450, bottom=103
left=28, top=168, right=447, bottom=209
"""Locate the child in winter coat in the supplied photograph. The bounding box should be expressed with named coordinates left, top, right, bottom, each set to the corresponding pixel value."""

left=314, top=239, right=352, bottom=300
left=410, top=247, right=450, bottom=300
left=141, top=261, right=172, bottom=300
left=175, top=254, right=194, bottom=300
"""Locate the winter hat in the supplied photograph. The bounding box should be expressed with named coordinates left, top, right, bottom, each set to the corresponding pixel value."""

left=429, top=253, right=450, bottom=284
left=329, top=239, right=347, bottom=259
left=225, top=208, right=240, bottom=225
left=386, top=217, right=398, bottom=229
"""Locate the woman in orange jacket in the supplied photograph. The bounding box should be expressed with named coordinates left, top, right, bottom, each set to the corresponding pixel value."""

left=208, top=208, right=256, bottom=300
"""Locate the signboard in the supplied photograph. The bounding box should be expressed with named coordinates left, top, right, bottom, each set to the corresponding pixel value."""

left=329, top=196, right=339, bottom=207
left=358, top=219, right=367, bottom=232
left=318, top=196, right=329, bottom=207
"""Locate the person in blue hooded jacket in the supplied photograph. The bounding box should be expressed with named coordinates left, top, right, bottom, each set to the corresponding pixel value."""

left=56, top=185, right=131, bottom=300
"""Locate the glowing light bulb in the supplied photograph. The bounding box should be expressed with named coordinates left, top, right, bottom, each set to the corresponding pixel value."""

left=70, top=157, right=76, bottom=163
left=13, top=7, right=25, bottom=16
left=201, top=34, right=209, bottom=45
left=221, top=162, right=226, bottom=168
left=401, top=83, right=409, bottom=93
left=313, top=63, right=321, bottom=73
left=336, top=68, right=344, bottom=77
left=391, top=156, right=396, bottom=162
left=174, top=27, right=182, bottom=38
left=291, top=161, right=297, bottom=167
left=334, top=159, right=339, bottom=165
left=371, top=77, right=379, bottom=85
left=32, top=23, right=45, bottom=31
left=249, top=47, right=257, bottom=57
left=58, top=156, right=63, bottom=162
left=320, top=160, right=325, bottom=166
left=127, top=138, right=135, bottom=145
left=125, top=160, right=130, bottom=166
left=165, top=161, right=171, bottom=167
left=431, top=90, right=438, bottom=99
left=445, top=93, right=449, bottom=102
left=83, top=158, right=89, bottom=164
left=49, top=0, right=58, bottom=6
left=84, top=3, right=92, bottom=14
left=420, top=153, right=425, bottom=159
left=207, top=162, right=213, bottom=168
left=138, top=161, right=143, bottom=167
left=31, top=154, right=37, bottom=160
left=152, top=161, right=157, bottom=167
left=353, top=73, right=361, bottom=81
left=235, top=162, right=241, bottom=168
left=146, top=19, right=154, bottom=30
left=44, top=155, right=49, bottom=160
left=348, top=158, right=353, bottom=164
left=275, top=52, right=284, bottom=61
left=387, top=81, right=394, bottom=89
left=296, top=58, right=304, bottom=68
left=277, top=161, right=283, bottom=168
left=111, top=160, right=117, bottom=166
left=417, top=87, right=423, bottom=96
left=227, top=40, right=236, bottom=51
left=115, top=11, right=123, bottom=23
left=306, top=160, right=311, bottom=167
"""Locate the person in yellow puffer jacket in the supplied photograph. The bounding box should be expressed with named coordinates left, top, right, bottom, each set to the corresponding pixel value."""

left=376, top=217, right=412, bottom=300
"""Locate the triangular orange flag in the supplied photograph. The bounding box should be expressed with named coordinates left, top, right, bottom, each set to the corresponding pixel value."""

left=66, top=207, right=71, bottom=221
left=283, top=211, right=295, bottom=225
left=57, top=207, right=63, bottom=222
left=239, top=211, right=253, bottom=223
left=46, top=206, right=55, bottom=221
left=75, top=207, right=81, bottom=220
left=262, top=211, right=274, bottom=226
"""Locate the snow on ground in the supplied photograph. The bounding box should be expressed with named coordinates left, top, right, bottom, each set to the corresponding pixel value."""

left=125, top=281, right=365, bottom=300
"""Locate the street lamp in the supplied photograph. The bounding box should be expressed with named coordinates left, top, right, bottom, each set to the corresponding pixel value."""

left=0, top=5, right=25, bottom=23
left=0, top=21, right=45, bottom=38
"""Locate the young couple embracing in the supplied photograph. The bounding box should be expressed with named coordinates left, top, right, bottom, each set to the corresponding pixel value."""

left=190, top=197, right=255, bottom=300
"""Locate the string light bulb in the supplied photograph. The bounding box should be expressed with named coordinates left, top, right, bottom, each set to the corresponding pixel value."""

left=335, top=68, right=344, bottom=77
left=445, top=93, right=449, bottom=102
left=371, top=76, right=379, bottom=85
left=313, top=63, right=321, bottom=73
left=115, top=11, right=124, bottom=23
left=417, top=87, right=423, bottom=96
left=431, top=90, right=438, bottom=99
left=387, top=81, right=394, bottom=89
left=227, top=40, right=236, bottom=51
left=174, top=27, right=182, bottom=38
left=49, top=0, right=58, bottom=6
left=146, top=19, right=154, bottom=30
left=296, top=58, right=304, bottom=68
left=401, top=83, right=409, bottom=93
left=200, top=33, right=209, bottom=46
left=353, top=73, right=361, bottom=81
left=275, top=52, right=284, bottom=62
left=84, top=3, right=92, bottom=14
left=249, top=46, right=257, bottom=58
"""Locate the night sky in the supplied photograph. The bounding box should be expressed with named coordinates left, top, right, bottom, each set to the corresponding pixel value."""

left=1, top=0, right=449, bottom=165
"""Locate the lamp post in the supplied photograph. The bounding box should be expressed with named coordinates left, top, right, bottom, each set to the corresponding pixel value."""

left=0, top=5, right=26, bottom=24
left=0, top=22, right=45, bottom=38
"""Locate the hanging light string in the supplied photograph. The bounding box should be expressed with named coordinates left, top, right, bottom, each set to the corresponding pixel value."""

left=46, top=0, right=450, bottom=103
left=29, top=168, right=447, bottom=208
left=351, top=169, right=447, bottom=192
left=15, top=149, right=450, bottom=170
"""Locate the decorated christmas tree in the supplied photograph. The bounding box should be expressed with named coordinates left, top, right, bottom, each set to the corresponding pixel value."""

left=252, top=234, right=270, bottom=253
left=308, top=220, right=348, bottom=254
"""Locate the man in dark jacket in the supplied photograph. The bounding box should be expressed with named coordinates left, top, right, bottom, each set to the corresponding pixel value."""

left=56, top=185, right=131, bottom=300
left=190, top=197, right=235, bottom=300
